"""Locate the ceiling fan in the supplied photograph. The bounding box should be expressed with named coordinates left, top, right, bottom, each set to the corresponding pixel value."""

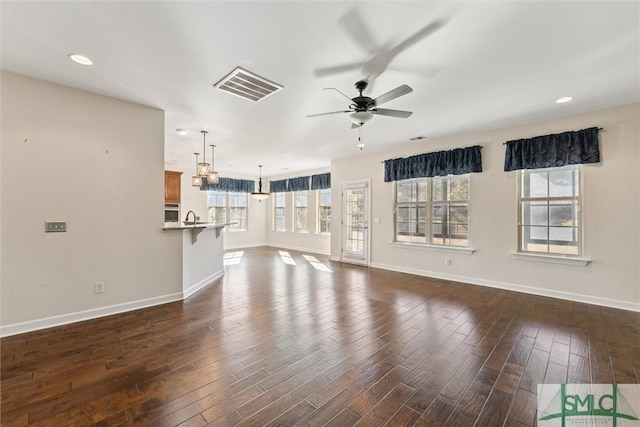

left=307, top=80, right=413, bottom=128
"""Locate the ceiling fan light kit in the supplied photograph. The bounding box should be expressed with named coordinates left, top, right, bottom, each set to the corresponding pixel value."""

left=350, top=111, right=373, bottom=125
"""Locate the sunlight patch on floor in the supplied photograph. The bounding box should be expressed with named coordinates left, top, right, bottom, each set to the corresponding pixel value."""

left=224, top=251, right=244, bottom=265
left=279, top=251, right=297, bottom=265
left=303, top=254, right=332, bottom=272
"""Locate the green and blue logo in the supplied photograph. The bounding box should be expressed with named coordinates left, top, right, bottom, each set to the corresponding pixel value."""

left=538, top=384, right=640, bottom=426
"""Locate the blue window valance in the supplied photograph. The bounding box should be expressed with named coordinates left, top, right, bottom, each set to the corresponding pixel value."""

left=311, top=173, right=331, bottom=190
left=504, top=127, right=600, bottom=171
left=270, top=179, right=287, bottom=193
left=288, top=176, right=310, bottom=192
left=200, top=177, right=255, bottom=193
left=384, top=145, right=483, bottom=182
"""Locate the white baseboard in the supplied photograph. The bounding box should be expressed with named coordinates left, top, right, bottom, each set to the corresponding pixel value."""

left=267, top=244, right=330, bottom=256
left=0, top=292, right=184, bottom=338
left=0, top=269, right=227, bottom=338
left=183, top=268, right=224, bottom=299
left=224, top=242, right=268, bottom=251
left=370, top=262, right=640, bottom=313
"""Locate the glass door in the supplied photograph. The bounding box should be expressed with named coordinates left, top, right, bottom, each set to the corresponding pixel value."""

left=342, top=181, right=369, bottom=265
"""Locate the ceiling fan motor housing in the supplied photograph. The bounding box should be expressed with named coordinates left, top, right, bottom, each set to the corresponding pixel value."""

left=352, top=81, right=375, bottom=111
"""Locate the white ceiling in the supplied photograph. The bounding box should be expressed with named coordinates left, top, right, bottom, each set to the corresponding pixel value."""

left=2, top=1, right=638, bottom=178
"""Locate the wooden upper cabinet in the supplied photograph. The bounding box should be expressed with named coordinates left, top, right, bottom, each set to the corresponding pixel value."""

left=164, top=170, right=183, bottom=204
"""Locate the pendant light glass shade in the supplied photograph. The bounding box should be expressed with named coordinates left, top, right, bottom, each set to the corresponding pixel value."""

left=251, top=165, right=270, bottom=201
left=192, top=152, right=203, bottom=187
left=207, top=171, right=220, bottom=185
left=197, top=131, right=211, bottom=177
left=207, top=144, right=219, bottom=184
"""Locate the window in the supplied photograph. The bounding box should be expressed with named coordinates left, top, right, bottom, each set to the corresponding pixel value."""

left=518, top=166, right=581, bottom=256
left=228, top=193, right=248, bottom=231
left=207, top=191, right=248, bottom=231
left=294, top=191, right=308, bottom=232
left=274, top=193, right=286, bottom=231
left=395, top=176, right=469, bottom=247
left=317, top=189, right=331, bottom=233
left=207, top=191, right=226, bottom=223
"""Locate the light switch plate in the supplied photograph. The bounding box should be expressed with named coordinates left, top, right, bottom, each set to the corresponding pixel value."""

left=45, top=221, right=67, bottom=232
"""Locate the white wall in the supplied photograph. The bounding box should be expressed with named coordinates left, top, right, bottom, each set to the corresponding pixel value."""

left=265, top=168, right=331, bottom=255
left=1, top=72, right=183, bottom=332
left=331, top=103, right=639, bottom=311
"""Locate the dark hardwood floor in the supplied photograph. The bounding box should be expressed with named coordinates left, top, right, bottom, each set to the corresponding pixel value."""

left=2, top=246, right=639, bottom=426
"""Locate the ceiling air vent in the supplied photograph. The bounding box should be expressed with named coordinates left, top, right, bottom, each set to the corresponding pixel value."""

left=214, top=67, right=283, bottom=102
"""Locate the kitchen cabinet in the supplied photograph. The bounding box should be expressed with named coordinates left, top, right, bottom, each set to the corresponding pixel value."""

left=165, top=170, right=183, bottom=204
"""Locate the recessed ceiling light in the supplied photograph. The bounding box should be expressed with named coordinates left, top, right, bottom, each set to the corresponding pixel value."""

left=68, top=53, right=93, bottom=65
left=176, top=129, right=189, bottom=136
left=555, top=96, right=573, bottom=104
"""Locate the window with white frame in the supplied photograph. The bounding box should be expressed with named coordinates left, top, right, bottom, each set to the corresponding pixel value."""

left=207, top=191, right=248, bottom=231
left=228, top=193, right=248, bottom=231
left=274, top=193, right=286, bottom=231
left=207, top=191, right=226, bottom=223
left=518, top=166, right=581, bottom=256
left=294, top=191, right=308, bottom=232
left=317, top=189, right=331, bottom=233
left=395, top=176, right=469, bottom=246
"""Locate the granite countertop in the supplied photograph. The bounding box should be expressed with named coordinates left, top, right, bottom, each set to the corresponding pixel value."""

left=162, top=222, right=232, bottom=231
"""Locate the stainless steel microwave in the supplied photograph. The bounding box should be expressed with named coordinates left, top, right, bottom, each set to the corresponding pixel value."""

left=164, top=203, right=180, bottom=223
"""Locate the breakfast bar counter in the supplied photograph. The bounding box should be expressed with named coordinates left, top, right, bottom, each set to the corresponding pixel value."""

left=162, top=222, right=231, bottom=299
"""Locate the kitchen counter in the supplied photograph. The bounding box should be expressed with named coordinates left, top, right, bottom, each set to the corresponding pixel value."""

left=162, top=221, right=230, bottom=299
left=162, top=222, right=232, bottom=230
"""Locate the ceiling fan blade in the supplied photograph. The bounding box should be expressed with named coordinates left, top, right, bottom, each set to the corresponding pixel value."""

left=390, top=20, right=447, bottom=56
left=323, top=87, right=353, bottom=102
left=314, top=62, right=362, bottom=77
left=373, top=84, right=413, bottom=106
left=338, top=9, right=378, bottom=54
left=372, top=108, right=413, bottom=118
left=307, top=110, right=350, bottom=118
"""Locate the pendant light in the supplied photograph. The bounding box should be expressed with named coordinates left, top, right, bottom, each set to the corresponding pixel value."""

left=191, top=153, right=203, bottom=187
left=207, top=144, right=220, bottom=185
left=196, top=131, right=211, bottom=177
left=251, top=165, right=270, bottom=201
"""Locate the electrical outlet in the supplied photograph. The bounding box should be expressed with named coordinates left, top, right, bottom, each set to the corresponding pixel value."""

left=445, top=257, right=452, bottom=266
left=45, top=221, right=67, bottom=232
left=95, top=282, right=105, bottom=293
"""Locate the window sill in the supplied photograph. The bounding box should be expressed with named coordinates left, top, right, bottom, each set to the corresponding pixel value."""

left=390, top=242, right=475, bottom=255
left=510, top=252, right=591, bottom=266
